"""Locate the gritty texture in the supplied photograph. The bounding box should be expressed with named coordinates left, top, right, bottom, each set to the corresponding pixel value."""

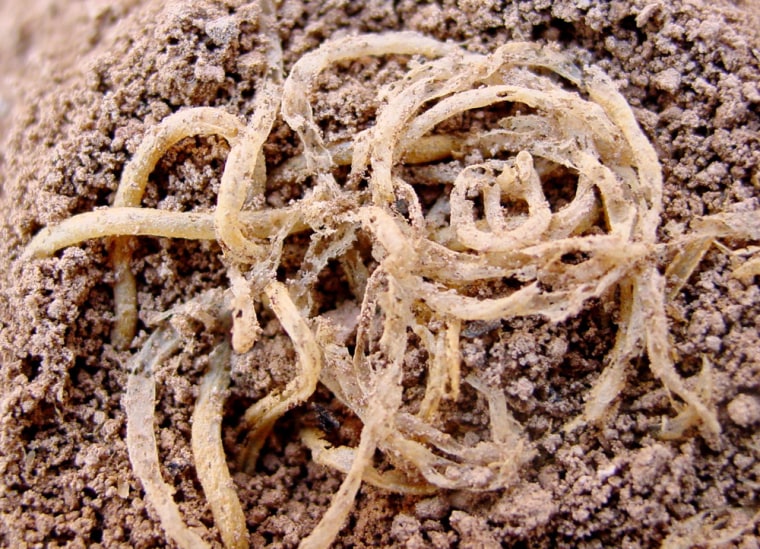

left=1, top=0, right=759, bottom=548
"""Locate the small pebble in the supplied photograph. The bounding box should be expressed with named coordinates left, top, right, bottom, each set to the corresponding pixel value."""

left=727, top=394, right=760, bottom=428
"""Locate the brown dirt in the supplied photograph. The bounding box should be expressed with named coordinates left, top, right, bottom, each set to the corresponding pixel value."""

left=1, top=1, right=759, bottom=547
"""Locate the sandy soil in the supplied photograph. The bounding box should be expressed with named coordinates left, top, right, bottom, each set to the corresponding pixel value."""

left=1, top=1, right=759, bottom=547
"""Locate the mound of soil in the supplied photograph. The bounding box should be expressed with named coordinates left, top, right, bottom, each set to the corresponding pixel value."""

left=1, top=1, right=758, bottom=547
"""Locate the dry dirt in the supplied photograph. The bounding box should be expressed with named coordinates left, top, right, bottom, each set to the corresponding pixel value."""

left=1, top=0, right=759, bottom=547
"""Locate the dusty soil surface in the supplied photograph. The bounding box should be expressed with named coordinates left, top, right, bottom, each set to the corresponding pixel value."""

left=1, top=1, right=759, bottom=547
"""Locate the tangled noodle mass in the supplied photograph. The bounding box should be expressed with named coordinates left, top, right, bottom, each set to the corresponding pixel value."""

left=23, top=5, right=760, bottom=548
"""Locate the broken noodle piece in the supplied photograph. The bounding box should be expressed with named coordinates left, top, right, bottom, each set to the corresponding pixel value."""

left=192, top=342, right=249, bottom=549
left=23, top=27, right=759, bottom=549
left=124, top=326, right=211, bottom=549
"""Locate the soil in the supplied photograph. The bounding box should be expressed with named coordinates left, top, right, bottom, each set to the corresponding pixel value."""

left=1, top=0, right=759, bottom=548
